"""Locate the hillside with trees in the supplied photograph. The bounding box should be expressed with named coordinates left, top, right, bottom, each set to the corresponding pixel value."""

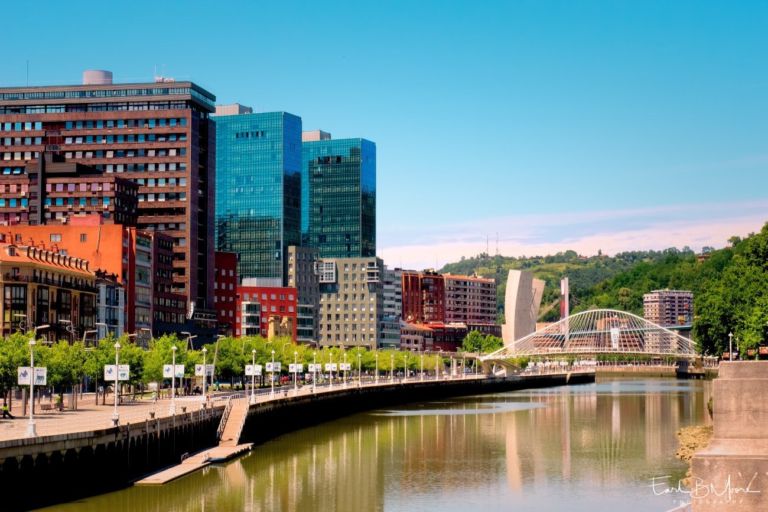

left=440, top=248, right=692, bottom=322
left=441, top=222, right=768, bottom=357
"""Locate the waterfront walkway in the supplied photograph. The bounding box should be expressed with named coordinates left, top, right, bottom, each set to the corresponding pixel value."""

left=0, top=373, right=493, bottom=442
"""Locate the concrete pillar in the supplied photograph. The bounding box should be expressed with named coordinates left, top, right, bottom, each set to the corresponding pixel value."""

left=691, top=362, right=768, bottom=511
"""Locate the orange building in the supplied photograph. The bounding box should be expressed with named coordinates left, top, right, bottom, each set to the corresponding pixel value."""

left=1, top=215, right=184, bottom=336
left=0, top=243, right=96, bottom=340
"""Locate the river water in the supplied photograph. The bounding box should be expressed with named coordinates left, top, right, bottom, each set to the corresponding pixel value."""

left=40, top=378, right=711, bottom=512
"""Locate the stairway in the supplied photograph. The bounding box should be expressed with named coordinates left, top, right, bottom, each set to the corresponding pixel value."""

left=218, top=397, right=250, bottom=447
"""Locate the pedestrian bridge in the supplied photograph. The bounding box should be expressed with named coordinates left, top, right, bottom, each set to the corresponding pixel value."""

left=481, top=309, right=698, bottom=364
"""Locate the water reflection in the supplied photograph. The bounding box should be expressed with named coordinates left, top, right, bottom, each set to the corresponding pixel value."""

left=39, top=379, right=711, bottom=512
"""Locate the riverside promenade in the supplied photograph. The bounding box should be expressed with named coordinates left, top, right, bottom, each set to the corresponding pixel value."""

left=0, top=374, right=489, bottom=442
left=0, top=370, right=595, bottom=511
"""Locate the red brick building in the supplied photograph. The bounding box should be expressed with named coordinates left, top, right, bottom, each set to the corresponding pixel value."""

left=235, top=285, right=297, bottom=340
left=214, top=251, right=238, bottom=335
left=401, top=270, right=445, bottom=323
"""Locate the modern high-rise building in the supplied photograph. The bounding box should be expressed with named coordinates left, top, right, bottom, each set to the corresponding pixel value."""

left=301, top=133, right=376, bottom=258
left=215, top=108, right=302, bottom=282
left=0, top=71, right=217, bottom=314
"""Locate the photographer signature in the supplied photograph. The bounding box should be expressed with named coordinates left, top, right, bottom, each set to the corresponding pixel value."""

left=650, top=474, right=761, bottom=502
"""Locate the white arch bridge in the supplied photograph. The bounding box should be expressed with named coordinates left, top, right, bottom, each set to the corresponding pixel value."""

left=480, top=309, right=698, bottom=368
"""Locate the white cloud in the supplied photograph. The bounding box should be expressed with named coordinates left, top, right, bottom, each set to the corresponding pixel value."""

left=378, top=202, right=767, bottom=270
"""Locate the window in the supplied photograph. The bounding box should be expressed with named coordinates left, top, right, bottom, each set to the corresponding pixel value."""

left=80, top=233, right=87, bottom=243
left=50, top=233, right=62, bottom=242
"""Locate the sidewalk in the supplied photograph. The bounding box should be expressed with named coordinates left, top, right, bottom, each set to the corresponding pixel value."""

left=0, top=395, right=206, bottom=442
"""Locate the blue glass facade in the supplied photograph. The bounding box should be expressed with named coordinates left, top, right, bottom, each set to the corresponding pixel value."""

left=302, top=138, right=376, bottom=258
left=215, top=112, right=302, bottom=281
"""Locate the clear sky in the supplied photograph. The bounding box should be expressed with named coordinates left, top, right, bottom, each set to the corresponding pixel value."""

left=3, top=0, right=766, bottom=269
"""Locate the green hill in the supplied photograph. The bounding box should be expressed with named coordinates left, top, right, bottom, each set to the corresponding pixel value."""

left=441, top=222, right=768, bottom=356
left=440, top=249, right=685, bottom=322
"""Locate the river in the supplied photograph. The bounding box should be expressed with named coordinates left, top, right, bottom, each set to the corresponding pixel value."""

left=38, top=378, right=711, bottom=512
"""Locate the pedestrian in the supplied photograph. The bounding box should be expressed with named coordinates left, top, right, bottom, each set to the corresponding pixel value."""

left=2, top=403, right=14, bottom=419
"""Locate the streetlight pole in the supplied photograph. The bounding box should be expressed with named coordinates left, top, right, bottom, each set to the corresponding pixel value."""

left=169, top=345, right=177, bottom=415
left=329, top=350, right=334, bottom=389
left=343, top=350, right=348, bottom=388
left=294, top=350, right=298, bottom=394
left=201, top=347, right=208, bottom=405
left=25, top=324, right=50, bottom=438
left=312, top=351, right=317, bottom=393
left=375, top=352, right=379, bottom=384
left=728, top=332, right=733, bottom=361
left=270, top=349, right=275, bottom=397
left=250, top=349, right=257, bottom=405
left=437, top=349, right=442, bottom=380
left=420, top=352, right=424, bottom=381
left=404, top=352, right=408, bottom=382
left=112, top=341, right=121, bottom=426
left=390, top=353, right=394, bottom=382
left=357, top=351, right=362, bottom=388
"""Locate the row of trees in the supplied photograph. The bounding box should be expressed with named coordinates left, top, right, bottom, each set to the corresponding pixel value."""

left=0, top=333, right=462, bottom=402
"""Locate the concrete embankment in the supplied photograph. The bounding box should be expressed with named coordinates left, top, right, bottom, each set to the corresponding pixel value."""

left=0, top=372, right=593, bottom=510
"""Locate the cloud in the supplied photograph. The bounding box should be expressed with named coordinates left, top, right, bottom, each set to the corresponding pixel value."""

left=378, top=201, right=767, bottom=270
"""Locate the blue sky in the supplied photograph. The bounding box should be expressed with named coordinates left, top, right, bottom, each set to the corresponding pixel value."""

left=3, top=1, right=766, bottom=268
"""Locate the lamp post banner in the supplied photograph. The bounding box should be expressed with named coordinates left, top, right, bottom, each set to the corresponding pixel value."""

left=324, top=363, right=338, bottom=372
left=195, top=364, right=214, bottom=376
left=266, top=362, right=281, bottom=372
left=289, top=364, right=304, bottom=373
left=308, top=364, right=322, bottom=372
left=340, top=363, right=352, bottom=371
left=18, top=367, right=47, bottom=386
left=105, top=365, right=130, bottom=381
left=163, top=364, right=185, bottom=378
left=245, top=364, right=263, bottom=376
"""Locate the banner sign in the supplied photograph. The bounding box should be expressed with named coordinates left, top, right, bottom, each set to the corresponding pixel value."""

left=163, top=364, right=185, bottom=378
left=340, top=363, right=352, bottom=371
left=289, top=364, right=304, bottom=373
left=194, top=364, right=214, bottom=377
left=18, top=367, right=47, bottom=386
left=104, top=364, right=130, bottom=381
left=245, top=364, right=263, bottom=376
left=324, top=363, right=338, bottom=372
left=266, top=362, right=282, bottom=372
left=308, top=364, right=322, bottom=372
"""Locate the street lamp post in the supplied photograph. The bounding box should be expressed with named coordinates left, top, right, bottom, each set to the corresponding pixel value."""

left=343, top=350, right=348, bottom=388
left=169, top=345, right=177, bottom=415
left=201, top=347, right=208, bottom=405
left=420, top=352, right=424, bottom=381
left=437, top=349, right=442, bottom=380
left=25, top=324, right=50, bottom=438
left=270, top=349, right=276, bottom=397
left=375, top=352, right=379, bottom=384
left=728, top=332, right=733, bottom=361
left=450, top=355, right=454, bottom=379
left=462, top=355, right=466, bottom=379
left=312, top=351, right=317, bottom=393
left=112, top=341, right=121, bottom=426
left=294, top=350, right=299, bottom=394
left=357, top=352, right=362, bottom=388
left=390, top=353, right=394, bottom=382
left=250, top=349, right=257, bottom=405
left=404, top=352, right=408, bottom=382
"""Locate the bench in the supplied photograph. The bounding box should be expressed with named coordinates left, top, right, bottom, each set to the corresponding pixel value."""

left=39, top=403, right=56, bottom=412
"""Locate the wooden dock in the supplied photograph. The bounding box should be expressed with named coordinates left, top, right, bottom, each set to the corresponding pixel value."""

left=134, top=443, right=252, bottom=485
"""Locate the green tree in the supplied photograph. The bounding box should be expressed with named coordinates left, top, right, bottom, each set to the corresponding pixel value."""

left=0, top=332, right=31, bottom=402
left=462, top=330, right=485, bottom=353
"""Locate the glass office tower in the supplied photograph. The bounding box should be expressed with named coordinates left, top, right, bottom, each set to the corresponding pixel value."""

left=215, top=111, right=302, bottom=282
left=302, top=138, right=376, bottom=258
